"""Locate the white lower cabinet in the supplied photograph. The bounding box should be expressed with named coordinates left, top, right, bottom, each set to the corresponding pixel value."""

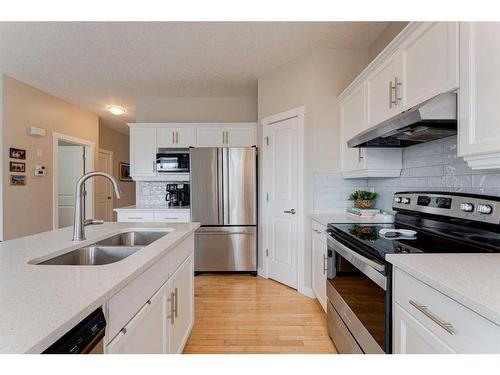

left=168, top=254, right=194, bottom=353
left=117, top=209, right=191, bottom=223
left=106, top=281, right=169, bottom=354
left=393, top=267, right=500, bottom=354
left=311, top=221, right=327, bottom=312
left=105, top=237, right=195, bottom=354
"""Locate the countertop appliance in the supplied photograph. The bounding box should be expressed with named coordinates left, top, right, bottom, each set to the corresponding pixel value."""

left=190, top=147, right=257, bottom=273
left=43, top=308, right=106, bottom=354
left=166, top=182, right=190, bottom=207
left=347, top=93, right=457, bottom=148
left=156, top=149, right=190, bottom=173
left=325, top=191, right=500, bottom=354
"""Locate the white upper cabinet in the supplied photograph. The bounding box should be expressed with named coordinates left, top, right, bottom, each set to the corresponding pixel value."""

left=196, top=124, right=256, bottom=147
left=458, top=22, right=500, bottom=169
left=130, top=127, right=157, bottom=178
left=399, top=22, right=459, bottom=110
left=339, top=81, right=402, bottom=178
left=157, top=126, right=197, bottom=148
left=196, top=127, right=225, bottom=147
left=226, top=126, right=256, bottom=147
left=366, top=51, right=401, bottom=128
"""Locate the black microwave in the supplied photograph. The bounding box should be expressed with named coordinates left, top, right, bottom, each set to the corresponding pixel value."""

left=156, top=149, right=190, bottom=173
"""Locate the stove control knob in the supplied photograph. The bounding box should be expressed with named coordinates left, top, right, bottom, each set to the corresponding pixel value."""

left=394, top=197, right=402, bottom=203
left=460, top=202, right=474, bottom=212
left=401, top=197, right=411, bottom=204
left=477, top=204, right=493, bottom=214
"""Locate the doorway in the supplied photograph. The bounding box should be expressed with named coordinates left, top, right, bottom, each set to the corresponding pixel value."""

left=261, top=107, right=305, bottom=292
left=52, top=133, right=95, bottom=229
left=96, top=149, right=114, bottom=221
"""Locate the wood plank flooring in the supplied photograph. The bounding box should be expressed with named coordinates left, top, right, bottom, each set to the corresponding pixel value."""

left=183, top=274, right=337, bottom=354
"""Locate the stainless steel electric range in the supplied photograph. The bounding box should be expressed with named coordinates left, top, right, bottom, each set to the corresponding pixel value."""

left=325, top=191, right=500, bottom=354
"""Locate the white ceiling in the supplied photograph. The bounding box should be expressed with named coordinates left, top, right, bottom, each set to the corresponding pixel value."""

left=0, top=22, right=389, bottom=133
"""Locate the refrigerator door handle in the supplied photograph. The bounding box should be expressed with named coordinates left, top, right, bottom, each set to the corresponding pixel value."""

left=222, top=148, right=230, bottom=225
left=217, top=148, right=224, bottom=225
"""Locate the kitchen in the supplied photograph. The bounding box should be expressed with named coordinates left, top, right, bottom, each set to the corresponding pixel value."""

left=1, top=3, right=500, bottom=372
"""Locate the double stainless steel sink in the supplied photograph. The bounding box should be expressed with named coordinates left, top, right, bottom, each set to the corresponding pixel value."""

left=37, top=231, right=168, bottom=266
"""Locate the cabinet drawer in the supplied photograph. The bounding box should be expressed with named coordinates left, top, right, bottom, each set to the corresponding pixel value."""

left=154, top=211, right=191, bottom=223
left=117, top=211, right=154, bottom=222
left=312, top=220, right=327, bottom=242
left=168, top=235, right=194, bottom=277
left=107, top=253, right=169, bottom=341
left=394, top=268, right=500, bottom=353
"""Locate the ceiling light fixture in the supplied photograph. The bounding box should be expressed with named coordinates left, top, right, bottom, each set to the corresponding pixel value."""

left=106, top=105, right=126, bottom=116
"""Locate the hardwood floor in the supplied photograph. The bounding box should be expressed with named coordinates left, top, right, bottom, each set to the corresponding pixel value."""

left=183, top=274, right=337, bottom=354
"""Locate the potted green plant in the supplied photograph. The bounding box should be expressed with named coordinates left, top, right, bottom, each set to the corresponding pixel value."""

left=348, top=190, right=378, bottom=209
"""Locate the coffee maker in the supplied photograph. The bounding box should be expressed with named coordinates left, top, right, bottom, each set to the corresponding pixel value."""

left=166, top=183, right=190, bottom=207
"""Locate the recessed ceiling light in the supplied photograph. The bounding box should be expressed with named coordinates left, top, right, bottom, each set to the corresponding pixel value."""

left=106, top=105, right=126, bottom=116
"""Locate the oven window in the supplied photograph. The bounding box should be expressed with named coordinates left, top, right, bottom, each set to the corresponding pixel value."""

left=329, top=254, right=386, bottom=351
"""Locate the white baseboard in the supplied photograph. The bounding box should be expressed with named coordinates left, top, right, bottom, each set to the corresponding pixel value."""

left=257, top=267, right=267, bottom=278
left=298, top=286, right=315, bottom=299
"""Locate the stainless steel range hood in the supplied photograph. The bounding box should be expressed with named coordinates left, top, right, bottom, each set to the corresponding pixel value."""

left=347, top=93, right=457, bottom=148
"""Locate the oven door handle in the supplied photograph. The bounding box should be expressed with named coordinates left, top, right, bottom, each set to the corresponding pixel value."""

left=328, top=236, right=386, bottom=272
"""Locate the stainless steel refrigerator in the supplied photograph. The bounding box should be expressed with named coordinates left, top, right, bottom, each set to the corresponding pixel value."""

left=190, top=147, right=257, bottom=273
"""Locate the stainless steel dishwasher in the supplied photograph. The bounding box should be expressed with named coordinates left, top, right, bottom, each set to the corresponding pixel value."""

left=43, top=308, right=106, bottom=354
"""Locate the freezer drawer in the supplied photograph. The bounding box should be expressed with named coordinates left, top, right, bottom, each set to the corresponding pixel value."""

left=195, top=227, right=257, bottom=272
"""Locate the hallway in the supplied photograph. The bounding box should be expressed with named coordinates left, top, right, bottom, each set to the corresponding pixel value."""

left=183, top=274, right=337, bottom=354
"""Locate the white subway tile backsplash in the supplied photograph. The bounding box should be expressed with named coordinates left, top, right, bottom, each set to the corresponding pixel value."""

left=313, top=136, right=500, bottom=213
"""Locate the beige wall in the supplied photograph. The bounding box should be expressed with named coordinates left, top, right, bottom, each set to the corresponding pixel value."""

left=98, top=121, right=135, bottom=216
left=368, top=22, right=409, bottom=62
left=136, top=96, right=257, bottom=122
left=2, top=75, right=99, bottom=240
left=257, top=48, right=369, bottom=287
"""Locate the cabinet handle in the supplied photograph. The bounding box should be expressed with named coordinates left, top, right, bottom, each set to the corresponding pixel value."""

left=409, top=300, right=455, bottom=335
left=358, top=148, right=364, bottom=163
left=323, top=254, right=328, bottom=275
left=163, top=217, right=179, bottom=220
left=174, top=287, right=179, bottom=318
left=128, top=217, right=144, bottom=220
left=172, top=131, right=175, bottom=144
left=226, top=131, right=229, bottom=145
left=389, top=80, right=397, bottom=108
left=176, top=131, right=179, bottom=144
left=168, top=291, right=175, bottom=324
left=395, top=77, right=402, bottom=103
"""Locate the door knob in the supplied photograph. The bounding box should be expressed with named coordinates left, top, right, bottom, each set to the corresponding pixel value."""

left=284, top=209, right=296, bottom=215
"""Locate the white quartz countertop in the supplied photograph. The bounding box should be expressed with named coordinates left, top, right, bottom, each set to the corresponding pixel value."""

left=114, top=205, right=190, bottom=211
left=0, top=221, right=200, bottom=353
left=310, top=213, right=394, bottom=226
left=386, top=253, right=500, bottom=327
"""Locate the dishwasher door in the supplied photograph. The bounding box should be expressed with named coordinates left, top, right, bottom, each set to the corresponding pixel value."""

left=195, top=226, right=257, bottom=272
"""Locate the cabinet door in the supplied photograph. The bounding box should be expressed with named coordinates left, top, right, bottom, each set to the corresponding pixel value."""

left=168, top=254, right=194, bottom=354
left=366, top=51, right=400, bottom=128
left=393, top=303, right=456, bottom=354
left=106, top=282, right=168, bottom=354
left=311, top=230, right=327, bottom=312
left=157, top=127, right=176, bottom=148
left=226, top=127, right=256, bottom=147
left=176, top=127, right=197, bottom=147
left=400, top=22, right=458, bottom=110
left=459, top=22, right=500, bottom=168
left=340, top=83, right=367, bottom=173
left=196, top=128, right=225, bottom=147
left=130, top=128, right=157, bottom=177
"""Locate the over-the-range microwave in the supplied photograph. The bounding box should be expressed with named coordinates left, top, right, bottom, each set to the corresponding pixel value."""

left=156, top=149, right=190, bottom=173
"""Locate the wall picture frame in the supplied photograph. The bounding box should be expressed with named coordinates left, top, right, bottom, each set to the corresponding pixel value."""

left=119, top=162, right=132, bottom=181
left=10, top=161, right=26, bottom=173
left=10, top=147, right=26, bottom=160
left=10, top=175, right=26, bottom=186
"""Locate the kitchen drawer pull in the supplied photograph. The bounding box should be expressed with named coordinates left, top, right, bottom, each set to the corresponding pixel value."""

left=167, top=292, right=175, bottom=324
left=163, top=217, right=179, bottom=220
left=127, top=217, right=144, bottom=220
left=323, top=254, right=327, bottom=275
left=174, top=287, right=179, bottom=318
left=409, top=300, right=455, bottom=335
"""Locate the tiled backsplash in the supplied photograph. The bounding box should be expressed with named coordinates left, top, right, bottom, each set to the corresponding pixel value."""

left=314, top=136, right=500, bottom=213
left=136, top=181, right=169, bottom=207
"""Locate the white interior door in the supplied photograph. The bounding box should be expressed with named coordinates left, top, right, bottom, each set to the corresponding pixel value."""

left=57, top=145, right=84, bottom=228
left=96, top=150, right=114, bottom=221
left=264, top=117, right=299, bottom=288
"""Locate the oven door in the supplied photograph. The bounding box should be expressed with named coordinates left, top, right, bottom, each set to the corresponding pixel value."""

left=326, top=234, right=391, bottom=354
left=156, top=151, right=190, bottom=173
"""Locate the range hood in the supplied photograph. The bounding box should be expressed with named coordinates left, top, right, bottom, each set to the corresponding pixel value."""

left=347, top=93, right=457, bottom=148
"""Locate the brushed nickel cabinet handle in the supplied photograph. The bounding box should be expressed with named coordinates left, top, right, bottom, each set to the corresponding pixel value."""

left=323, top=254, right=327, bottom=275
left=172, top=131, right=175, bottom=144
left=358, top=148, right=364, bottom=163
left=409, top=300, right=455, bottom=335
left=167, top=292, right=175, bottom=325
left=174, top=287, right=179, bottom=318
left=395, top=77, right=402, bottom=103
left=176, top=131, right=179, bottom=144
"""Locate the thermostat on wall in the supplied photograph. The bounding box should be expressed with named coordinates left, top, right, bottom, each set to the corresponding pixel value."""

left=34, top=165, right=46, bottom=176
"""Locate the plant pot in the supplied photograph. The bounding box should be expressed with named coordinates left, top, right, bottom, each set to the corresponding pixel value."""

left=354, top=199, right=373, bottom=209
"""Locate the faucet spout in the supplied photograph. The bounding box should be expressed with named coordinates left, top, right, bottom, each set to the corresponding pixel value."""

left=72, top=171, right=122, bottom=242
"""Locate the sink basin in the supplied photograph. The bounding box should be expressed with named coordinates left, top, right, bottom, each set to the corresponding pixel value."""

left=39, top=246, right=142, bottom=266
left=94, top=231, right=168, bottom=247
